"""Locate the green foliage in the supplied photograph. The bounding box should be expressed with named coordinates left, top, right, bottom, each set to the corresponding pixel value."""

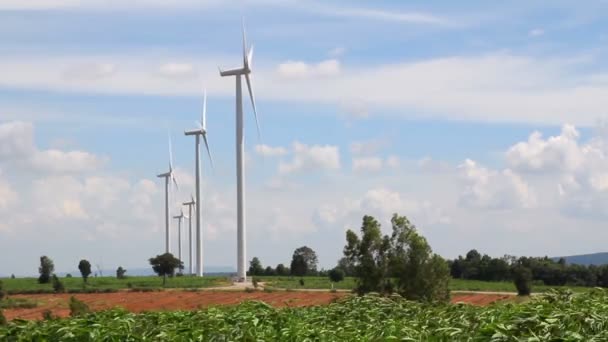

left=514, top=266, right=533, bottom=296
left=42, top=309, right=55, bottom=320
left=68, top=296, right=90, bottom=317
left=65, top=273, right=72, bottom=278
left=38, top=256, right=54, bottom=284
left=252, top=277, right=259, bottom=289
left=275, top=264, right=288, bottom=276
left=149, top=253, right=184, bottom=286
left=0, top=280, right=5, bottom=300
left=0, top=310, right=6, bottom=326
left=248, top=257, right=264, bottom=276
left=0, top=298, right=37, bottom=309
left=116, top=266, right=127, bottom=279
left=3, top=290, right=608, bottom=340
left=299, top=278, right=304, bottom=287
left=290, top=246, right=318, bottom=276
left=51, top=274, right=65, bottom=293
left=9, top=275, right=14, bottom=279
left=78, top=259, right=92, bottom=283
left=328, top=268, right=345, bottom=283
left=344, top=214, right=450, bottom=302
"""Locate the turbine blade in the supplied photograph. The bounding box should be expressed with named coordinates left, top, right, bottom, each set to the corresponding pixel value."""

left=195, top=120, right=203, bottom=129
left=191, top=194, right=195, bottom=204
left=168, top=132, right=174, bottom=169
left=247, top=45, right=254, bottom=69
left=245, top=73, right=261, bottom=140
left=172, top=173, right=178, bottom=190
left=203, top=133, right=214, bottom=169
left=242, top=18, right=248, bottom=68
left=202, top=88, right=207, bottom=131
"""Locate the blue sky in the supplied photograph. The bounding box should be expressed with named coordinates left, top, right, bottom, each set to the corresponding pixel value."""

left=2, top=1, right=608, bottom=276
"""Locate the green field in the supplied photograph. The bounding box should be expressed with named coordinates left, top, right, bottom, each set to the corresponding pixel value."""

left=260, top=276, right=591, bottom=293
left=0, top=276, right=229, bottom=294
left=2, top=289, right=607, bottom=340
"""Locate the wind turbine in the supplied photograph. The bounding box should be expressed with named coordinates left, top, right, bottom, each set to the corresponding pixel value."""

left=173, top=209, right=185, bottom=274
left=157, top=135, right=178, bottom=254
left=182, top=195, right=196, bottom=276
left=185, top=89, right=214, bottom=277
left=219, top=20, right=260, bottom=282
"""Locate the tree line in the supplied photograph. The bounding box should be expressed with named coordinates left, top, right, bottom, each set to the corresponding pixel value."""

left=449, top=249, right=608, bottom=288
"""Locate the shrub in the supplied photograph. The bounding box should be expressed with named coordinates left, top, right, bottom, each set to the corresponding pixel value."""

left=252, top=277, right=259, bottom=289
left=299, top=278, right=305, bottom=287
left=42, top=309, right=55, bottom=320
left=329, top=268, right=345, bottom=283
left=69, top=296, right=90, bottom=317
left=0, top=310, right=6, bottom=326
left=66, top=273, right=72, bottom=278
left=10, top=274, right=15, bottom=279
left=513, top=266, right=532, bottom=296
left=52, top=274, right=65, bottom=293
left=0, top=280, right=5, bottom=300
left=244, top=287, right=255, bottom=293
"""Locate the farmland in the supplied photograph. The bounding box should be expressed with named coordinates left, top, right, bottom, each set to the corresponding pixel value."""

left=1, top=276, right=229, bottom=294
left=2, top=289, right=607, bottom=340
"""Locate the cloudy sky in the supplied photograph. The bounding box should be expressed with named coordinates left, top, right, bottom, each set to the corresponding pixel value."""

left=3, top=0, right=608, bottom=275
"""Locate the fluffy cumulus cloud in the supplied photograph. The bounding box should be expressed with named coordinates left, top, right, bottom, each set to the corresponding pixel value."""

left=279, top=141, right=340, bottom=174
left=458, top=159, right=537, bottom=210
left=0, top=121, right=104, bottom=172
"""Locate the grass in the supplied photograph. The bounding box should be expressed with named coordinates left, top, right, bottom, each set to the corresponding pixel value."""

left=0, top=276, right=230, bottom=294
left=0, top=298, right=37, bottom=309
left=261, top=276, right=592, bottom=293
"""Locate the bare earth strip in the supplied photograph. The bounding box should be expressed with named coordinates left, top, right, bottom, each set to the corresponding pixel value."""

left=3, top=289, right=514, bottom=321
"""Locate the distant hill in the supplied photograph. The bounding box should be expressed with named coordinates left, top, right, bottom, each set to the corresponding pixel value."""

left=552, top=252, right=608, bottom=266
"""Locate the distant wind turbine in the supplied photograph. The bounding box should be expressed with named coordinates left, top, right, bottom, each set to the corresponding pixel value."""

left=219, top=19, right=260, bottom=282
left=157, top=134, right=178, bottom=253
left=185, top=88, right=214, bottom=277
left=182, top=195, right=196, bottom=276
left=173, top=209, right=185, bottom=273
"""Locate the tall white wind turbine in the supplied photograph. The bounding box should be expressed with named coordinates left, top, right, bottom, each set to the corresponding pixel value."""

left=185, top=89, right=214, bottom=277
left=157, top=135, right=178, bottom=254
left=219, top=20, right=260, bottom=282
left=182, top=195, right=196, bottom=276
left=173, top=209, right=185, bottom=273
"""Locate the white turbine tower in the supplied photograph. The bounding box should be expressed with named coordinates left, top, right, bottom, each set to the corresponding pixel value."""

left=219, top=20, right=260, bottom=282
left=157, top=135, right=178, bottom=253
left=173, top=209, right=185, bottom=274
left=185, top=89, right=214, bottom=277
left=182, top=195, right=196, bottom=276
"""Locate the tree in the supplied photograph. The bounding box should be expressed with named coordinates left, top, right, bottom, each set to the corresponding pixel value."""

left=116, top=266, right=127, bottom=279
left=38, top=256, right=54, bottom=284
left=10, top=274, right=15, bottom=279
left=513, top=266, right=532, bottom=296
left=344, top=214, right=450, bottom=302
left=52, top=274, right=65, bottom=293
left=78, top=259, right=92, bottom=284
left=264, top=266, right=275, bottom=276
left=336, top=257, right=355, bottom=276
left=328, top=268, right=345, bottom=283
left=248, top=257, right=264, bottom=276
left=275, top=264, right=288, bottom=276
left=149, top=253, right=183, bottom=286
left=290, top=246, right=318, bottom=276
left=0, top=280, right=5, bottom=300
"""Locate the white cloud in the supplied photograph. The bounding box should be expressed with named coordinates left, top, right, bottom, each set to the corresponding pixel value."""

left=328, top=47, right=346, bottom=58
left=158, top=63, right=196, bottom=79
left=277, top=59, right=341, bottom=79
left=352, top=157, right=383, bottom=173
left=30, top=149, right=103, bottom=173
left=529, top=28, right=545, bottom=37
left=506, top=124, right=588, bottom=173
left=279, top=141, right=340, bottom=174
left=63, top=63, right=116, bottom=81
left=386, top=155, right=400, bottom=168
left=350, top=138, right=388, bottom=156
left=255, top=144, right=288, bottom=157
left=458, top=159, right=537, bottom=210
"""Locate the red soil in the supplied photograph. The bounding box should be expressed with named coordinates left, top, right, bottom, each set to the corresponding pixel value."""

left=3, top=291, right=512, bottom=321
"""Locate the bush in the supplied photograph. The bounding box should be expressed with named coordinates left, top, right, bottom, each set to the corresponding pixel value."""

left=66, top=274, right=72, bottom=278
left=513, top=266, right=532, bottom=296
left=329, top=268, right=345, bottom=283
left=10, top=274, right=15, bottom=279
left=52, top=274, right=65, bottom=293
left=299, top=278, right=305, bottom=287
left=252, top=277, right=259, bottom=289
left=42, top=309, right=55, bottom=320
left=0, top=310, right=6, bottom=326
left=0, top=280, right=5, bottom=300
left=69, top=296, right=90, bottom=317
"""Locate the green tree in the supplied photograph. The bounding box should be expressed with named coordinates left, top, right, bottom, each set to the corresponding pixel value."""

left=275, top=264, right=288, bottom=276
left=116, top=266, right=127, bottom=279
left=290, top=246, right=319, bottom=276
left=78, top=260, right=92, bottom=284
left=389, top=214, right=450, bottom=302
left=149, top=253, right=183, bottom=286
left=0, top=280, right=5, bottom=300
left=38, top=256, right=54, bottom=284
left=513, top=266, right=532, bottom=296
left=264, top=266, right=275, bottom=276
left=328, top=268, right=345, bottom=284
left=248, top=257, right=264, bottom=276
left=52, top=274, right=65, bottom=293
